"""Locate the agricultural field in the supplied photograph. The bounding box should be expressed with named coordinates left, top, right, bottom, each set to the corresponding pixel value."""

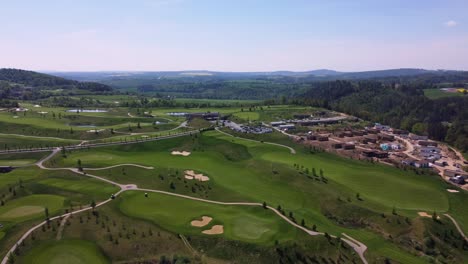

left=424, top=88, right=466, bottom=99
left=0, top=102, right=467, bottom=264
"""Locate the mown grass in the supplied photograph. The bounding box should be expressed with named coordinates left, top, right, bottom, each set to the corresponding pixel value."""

left=19, top=239, right=110, bottom=264
left=44, top=129, right=468, bottom=262
left=0, top=152, right=47, bottom=166
left=0, top=194, right=64, bottom=222
left=118, top=191, right=298, bottom=245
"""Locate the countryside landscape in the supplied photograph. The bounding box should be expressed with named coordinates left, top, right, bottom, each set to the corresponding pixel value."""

left=1, top=1, right=467, bottom=264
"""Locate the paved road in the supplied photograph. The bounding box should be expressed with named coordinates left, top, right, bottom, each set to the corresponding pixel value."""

left=83, top=164, right=154, bottom=170
left=215, top=128, right=296, bottom=154
left=444, top=214, right=468, bottom=242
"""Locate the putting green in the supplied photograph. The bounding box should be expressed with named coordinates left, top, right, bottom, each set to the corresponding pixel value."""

left=118, top=191, right=298, bottom=245
left=0, top=194, right=65, bottom=222
left=21, top=239, right=109, bottom=264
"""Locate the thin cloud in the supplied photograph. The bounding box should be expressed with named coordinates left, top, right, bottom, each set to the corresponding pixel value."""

left=444, top=20, right=458, bottom=27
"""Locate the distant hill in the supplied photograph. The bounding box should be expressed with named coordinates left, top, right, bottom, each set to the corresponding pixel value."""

left=0, top=68, right=112, bottom=92
left=46, top=68, right=459, bottom=82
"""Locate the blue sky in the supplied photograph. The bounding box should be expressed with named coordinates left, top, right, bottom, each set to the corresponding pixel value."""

left=1, top=0, right=467, bottom=71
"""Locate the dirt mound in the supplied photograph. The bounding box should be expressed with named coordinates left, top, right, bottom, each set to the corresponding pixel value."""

left=202, top=225, right=224, bottom=235
left=184, top=170, right=209, bottom=181
left=171, top=151, right=191, bottom=156
left=191, top=216, right=213, bottom=227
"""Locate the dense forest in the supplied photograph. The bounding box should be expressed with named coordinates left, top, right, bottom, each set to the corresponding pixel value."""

left=0, top=69, right=113, bottom=102
left=294, top=80, right=468, bottom=152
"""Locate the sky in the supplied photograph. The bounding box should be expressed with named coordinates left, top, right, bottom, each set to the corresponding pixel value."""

left=1, top=0, right=468, bottom=72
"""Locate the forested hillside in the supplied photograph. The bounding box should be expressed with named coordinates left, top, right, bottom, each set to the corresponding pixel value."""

left=0, top=69, right=113, bottom=103
left=296, top=81, right=468, bottom=152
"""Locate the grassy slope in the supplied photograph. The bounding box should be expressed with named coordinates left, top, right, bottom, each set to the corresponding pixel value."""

left=119, top=191, right=298, bottom=245
left=45, top=130, right=466, bottom=263
left=20, top=239, right=109, bottom=264
left=0, top=152, right=48, bottom=166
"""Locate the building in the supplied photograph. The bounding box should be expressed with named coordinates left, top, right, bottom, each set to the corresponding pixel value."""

left=332, top=143, right=343, bottom=149
left=419, top=146, right=441, bottom=154
left=306, top=134, right=317, bottom=140
left=444, top=169, right=468, bottom=178
left=449, top=176, right=465, bottom=185
left=0, top=166, right=13, bottom=173
left=378, top=134, right=395, bottom=141
left=317, top=135, right=329, bottom=141
left=352, top=131, right=365, bottom=136
left=186, top=112, right=220, bottom=121
left=418, top=141, right=438, bottom=147
left=434, top=161, right=447, bottom=167
left=270, top=121, right=286, bottom=127
left=414, top=160, right=431, bottom=168
left=363, top=135, right=378, bottom=144
left=344, top=131, right=354, bottom=137
left=279, top=124, right=295, bottom=131
left=402, top=159, right=417, bottom=166
left=409, top=133, right=428, bottom=141
left=391, top=129, right=409, bottom=135
left=343, top=144, right=356, bottom=150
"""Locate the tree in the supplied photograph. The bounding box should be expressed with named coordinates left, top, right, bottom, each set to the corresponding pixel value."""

left=91, top=200, right=96, bottom=211
left=44, top=207, right=49, bottom=219
left=312, top=224, right=317, bottom=231
left=301, top=219, right=305, bottom=227
left=432, top=211, right=438, bottom=221
left=262, top=201, right=267, bottom=209
left=77, top=159, right=83, bottom=171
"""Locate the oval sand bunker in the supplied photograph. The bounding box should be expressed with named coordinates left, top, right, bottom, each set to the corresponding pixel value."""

left=191, top=216, right=213, bottom=227
left=184, top=170, right=209, bottom=181
left=171, top=151, right=191, bottom=156
left=202, top=225, right=224, bottom=235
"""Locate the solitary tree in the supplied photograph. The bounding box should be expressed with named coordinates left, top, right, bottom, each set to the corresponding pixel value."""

left=91, top=200, right=96, bottom=211
left=262, top=201, right=267, bottom=209
left=77, top=159, right=83, bottom=171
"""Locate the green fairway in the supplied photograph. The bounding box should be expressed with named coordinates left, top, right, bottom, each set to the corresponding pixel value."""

left=0, top=194, right=64, bottom=222
left=424, top=88, right=466, bottom=99
left=20, top=239, right=109, bottom=264
left=0, top=152, right=47, bottom=166
left=36, top=177, right=119, bottom=201
left=118, top=191, right=298, bottom=245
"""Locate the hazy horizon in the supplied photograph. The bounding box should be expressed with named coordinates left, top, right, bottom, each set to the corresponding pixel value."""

left=1, top=0, right=468, bottom=71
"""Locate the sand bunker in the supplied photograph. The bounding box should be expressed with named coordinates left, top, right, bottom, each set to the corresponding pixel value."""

left=87, top=129, right=105, bottom=133
left=191, top=216, right=213, bottom=227
left=184, top=170, right=209, bottom=181
left=38, top=111, right=48, bottom=114
left=202, top=225, right=224, bottom=235
left=447, top=189, right=460, bottom=193
left=418, top=212, right=440, bottom=219
left=171, top=151, right=191, bottom=156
